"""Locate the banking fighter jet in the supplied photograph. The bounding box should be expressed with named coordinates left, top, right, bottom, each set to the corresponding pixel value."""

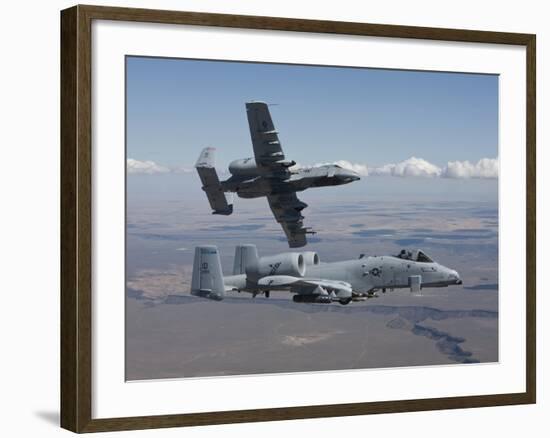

left=195, top=102, right=360, bottom=248
left=191, top=245, right=462, bottom=305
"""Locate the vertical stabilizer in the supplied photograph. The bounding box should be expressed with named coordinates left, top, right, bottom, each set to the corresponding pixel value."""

left=232, top=244, right=259, bottom=275
left=191, top=246, right=225, bottom=300
left=195, top=147, right=233, bottom=215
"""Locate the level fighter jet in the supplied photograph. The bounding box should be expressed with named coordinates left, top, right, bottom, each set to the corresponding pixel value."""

left=195, top=102, right=360, bottom=248
left=191, top=244, right=462, bottom=305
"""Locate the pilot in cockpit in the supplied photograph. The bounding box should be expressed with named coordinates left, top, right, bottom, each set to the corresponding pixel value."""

left=397, top=249, right=413, bottom=260
left=396, top=249, right=434, bottom=263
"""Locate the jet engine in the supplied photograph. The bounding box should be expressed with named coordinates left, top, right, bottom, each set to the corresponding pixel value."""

left=246, top=253, right=305, bottom=280
left=228, top=158, right=260, bottom=176
left=300, top=251, right=320, bottom=266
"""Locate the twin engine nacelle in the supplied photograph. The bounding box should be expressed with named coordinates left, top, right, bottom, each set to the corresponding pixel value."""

left=300, top=251, right=320, bottom=266
left=245, top=251, right=320, bottom=280
left=228, top=157, right=296, bottom=176
left=228, top=158, right=260, bottom=176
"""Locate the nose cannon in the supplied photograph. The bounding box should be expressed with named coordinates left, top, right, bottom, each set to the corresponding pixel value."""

left=445, top=268, right=463, bottom=286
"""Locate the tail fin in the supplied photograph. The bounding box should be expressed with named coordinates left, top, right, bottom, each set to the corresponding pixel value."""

left=195, top=147, right=233, bottom=215
left=191, top=246, right=225, bottom=301
left=232, top=244, right=259, bottom=275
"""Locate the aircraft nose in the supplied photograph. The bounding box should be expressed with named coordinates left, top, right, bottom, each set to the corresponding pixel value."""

left=447, top=269, right=462, bottom=285
left=337, top=169, right=361, bottom=182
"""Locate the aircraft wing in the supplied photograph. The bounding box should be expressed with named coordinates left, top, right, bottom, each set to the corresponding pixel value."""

left=267, top=192, right=312, bottom=248
left=258, top=275, right=353, bottom=295
left=246, top=102, right=294, bottom=170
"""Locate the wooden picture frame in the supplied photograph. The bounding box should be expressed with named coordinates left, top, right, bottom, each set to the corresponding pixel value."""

left=61, top=4, right=536, bottom=433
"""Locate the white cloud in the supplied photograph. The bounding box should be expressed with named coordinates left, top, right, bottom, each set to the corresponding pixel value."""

left=127, top=158, right=228, bottom=176
left=171, top=166, right=195, bottom=174
left=294, top=156, right=498, bottom=179
left=128, top=156, right=498, bottom=180
left=127, top=159, right=170, bottom=175
left=442, top=158, right=498, bottom=179
left=370, top=157, right=442, bottom=177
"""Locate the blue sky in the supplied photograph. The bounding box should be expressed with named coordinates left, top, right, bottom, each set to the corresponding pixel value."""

left=126, top=56, right=498, bottom=169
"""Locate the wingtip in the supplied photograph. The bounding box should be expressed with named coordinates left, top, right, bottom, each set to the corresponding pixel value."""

left=246, top=100, right=268, bottom=108
left=212, top=204, right=234, bottom=216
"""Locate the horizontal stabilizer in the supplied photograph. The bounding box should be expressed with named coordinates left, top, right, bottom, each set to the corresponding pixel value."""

left=195, top=147, right=233, bottom=215
left=258, top=275, right=300, bottom=288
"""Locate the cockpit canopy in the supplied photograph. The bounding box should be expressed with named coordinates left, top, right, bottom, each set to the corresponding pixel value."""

left=396, top=249, right=434, bottom=263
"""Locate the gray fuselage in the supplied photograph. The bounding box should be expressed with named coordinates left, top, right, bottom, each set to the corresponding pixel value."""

left=224, top=254, right=462, bottom=295
left=221, top=160, right=360, bottom=199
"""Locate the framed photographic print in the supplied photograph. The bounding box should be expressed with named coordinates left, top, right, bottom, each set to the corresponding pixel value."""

left=60, top=4, right=536, bottom=433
